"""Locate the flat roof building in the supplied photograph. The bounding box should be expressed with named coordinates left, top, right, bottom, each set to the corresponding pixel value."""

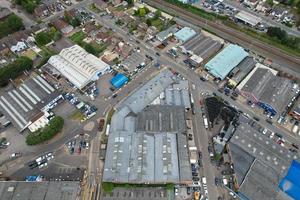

left=229, top=123, right=297, bottom=200
left=235, top=11, right=262, bottom=27
left=228, top=56, right=256, bottom=86
left=0, top=181, right=80, bottom=200
left=174, top=27, right=197, bottom=43
left=205, top=44, right=248, bottom=80
left=103, top=70, right=192, bottom=184
left=48, top=45, right=110, bottom=89
left=156, top=25, right=179, bottom=42
left=0, top=74, right=61, bottom=132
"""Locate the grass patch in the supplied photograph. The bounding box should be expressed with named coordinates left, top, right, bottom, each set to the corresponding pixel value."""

left=69, top=110, right=84, bottom=121
left=69, top=31, right=86, bottom=44
left=106, top=108, right=115, bottom=124
left=102, top=182, right=176, bottom=194
left=89, top=3, right=101, bottom=13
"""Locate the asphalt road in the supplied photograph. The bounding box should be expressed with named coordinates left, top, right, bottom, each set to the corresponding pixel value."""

left=145, top=0, right=300, bottom=73
left=191, top=87, right=220, bottom=200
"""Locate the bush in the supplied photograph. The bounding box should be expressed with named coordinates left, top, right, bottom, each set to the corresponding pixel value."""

left=26, top=116, right=64, bottom=145
left=0, top=14, right=24, bottom=39
left=0, top=57, right=33, bottom=87
left=102, top=182, right=114, bottom=193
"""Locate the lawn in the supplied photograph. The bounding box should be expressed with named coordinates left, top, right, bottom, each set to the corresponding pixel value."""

left=69, top=31, right=86, bottom=44
left=91, top=42, right=108, bottom=55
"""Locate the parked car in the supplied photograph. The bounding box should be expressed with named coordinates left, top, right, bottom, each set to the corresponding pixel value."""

left=99, top=119, right=105, bottom=131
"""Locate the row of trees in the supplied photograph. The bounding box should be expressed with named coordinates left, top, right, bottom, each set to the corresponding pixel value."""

left=0, top=57, right=33, bottom=87
left=0, top=14, right=24, bottom=39
left=266, top=27, right=300, bottom=50
left=14, top=0, right=41, bottom=14
left=26, top=116, right=64, bottom=145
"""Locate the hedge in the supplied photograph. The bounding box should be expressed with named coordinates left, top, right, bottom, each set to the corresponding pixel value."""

left=26, top=116, right=64, bottom=145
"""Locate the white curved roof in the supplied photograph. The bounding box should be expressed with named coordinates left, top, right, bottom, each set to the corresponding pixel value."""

left=48, top=45, right=110, bottom=89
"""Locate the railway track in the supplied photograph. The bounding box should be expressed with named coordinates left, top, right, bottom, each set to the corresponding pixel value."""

left=146, top=0, right=300, bottom=69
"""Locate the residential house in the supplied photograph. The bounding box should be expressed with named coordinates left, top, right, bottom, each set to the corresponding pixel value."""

left=52, top=19, right=73, bottom=34
left=95, top=31, right=111, bottom=43
left=34, top=4, right=49, bottom=18
left=112, top=0, right=123, bottom=6
left=138, top=22, right=149, bottom=33
left=94, top=0, right=108, bottom=10
left=83, top=22, right=98, bottom=35
left=0, top=44, right=10, bottom=56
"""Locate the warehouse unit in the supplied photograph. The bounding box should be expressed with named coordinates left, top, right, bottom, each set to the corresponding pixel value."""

left=238, top=63, right=299, bottom=116
left=0, top=75, right=62, bottom=132
left=47, top=45, right=110, bottom=89
left=205, top=44, right=248, bottom=80
left=110, top=73, right=129, bottom=89
left=180, top=33, right=222, bottom=65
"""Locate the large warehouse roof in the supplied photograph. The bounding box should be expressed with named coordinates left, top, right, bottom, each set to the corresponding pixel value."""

left=48, top=45, right=110, bottom=89
left=181, top=33, right=222, bottom=60
left=103, top=70, right=192, bottom=184
left=235, top=11, right=262, bottom=27
left=0, top=181, right=80, bottom=200
left=205, top=44, right=248, bottom=80
left=0, top=75, right=60, bottom=131
left=230, top=123, right=296, bottom=200
left=238, top=64, right=298, bottom=114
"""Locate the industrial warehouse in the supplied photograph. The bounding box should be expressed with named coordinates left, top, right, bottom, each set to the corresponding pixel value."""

left=47, top=45, right=110, bottom=90
left=0, top=74, right=62, bottom=132
left=237, top=63, right=299, bottom=116
left=205, top=44, right=249, bottom=80
left=103, top=70, right=192, bottom=184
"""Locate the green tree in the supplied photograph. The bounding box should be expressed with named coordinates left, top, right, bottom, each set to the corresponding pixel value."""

left=35, top=32, right=52, bottom=46
left=70, top=18, right=81, bottom=27
left=139, top=8, right=146, bottom=17
left=154, top=10, right=162, bottom=19
left=84, top=43, right=97, bottom=56
left=7, top=14, right=24, bottom=32
left=126, top=0, right=134, bottom=6
left=267, top=27, right=287, bottom=41
left=0, top=57, right=33, bottom=87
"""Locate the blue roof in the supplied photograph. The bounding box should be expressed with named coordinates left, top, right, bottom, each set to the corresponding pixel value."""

left=174, top=27, right=197, bottom=42
left=111, top=73, right=128, bottom=89
left=279, top=160, right=300, bottom=200
left=205, top=44, right=248, bottom=80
